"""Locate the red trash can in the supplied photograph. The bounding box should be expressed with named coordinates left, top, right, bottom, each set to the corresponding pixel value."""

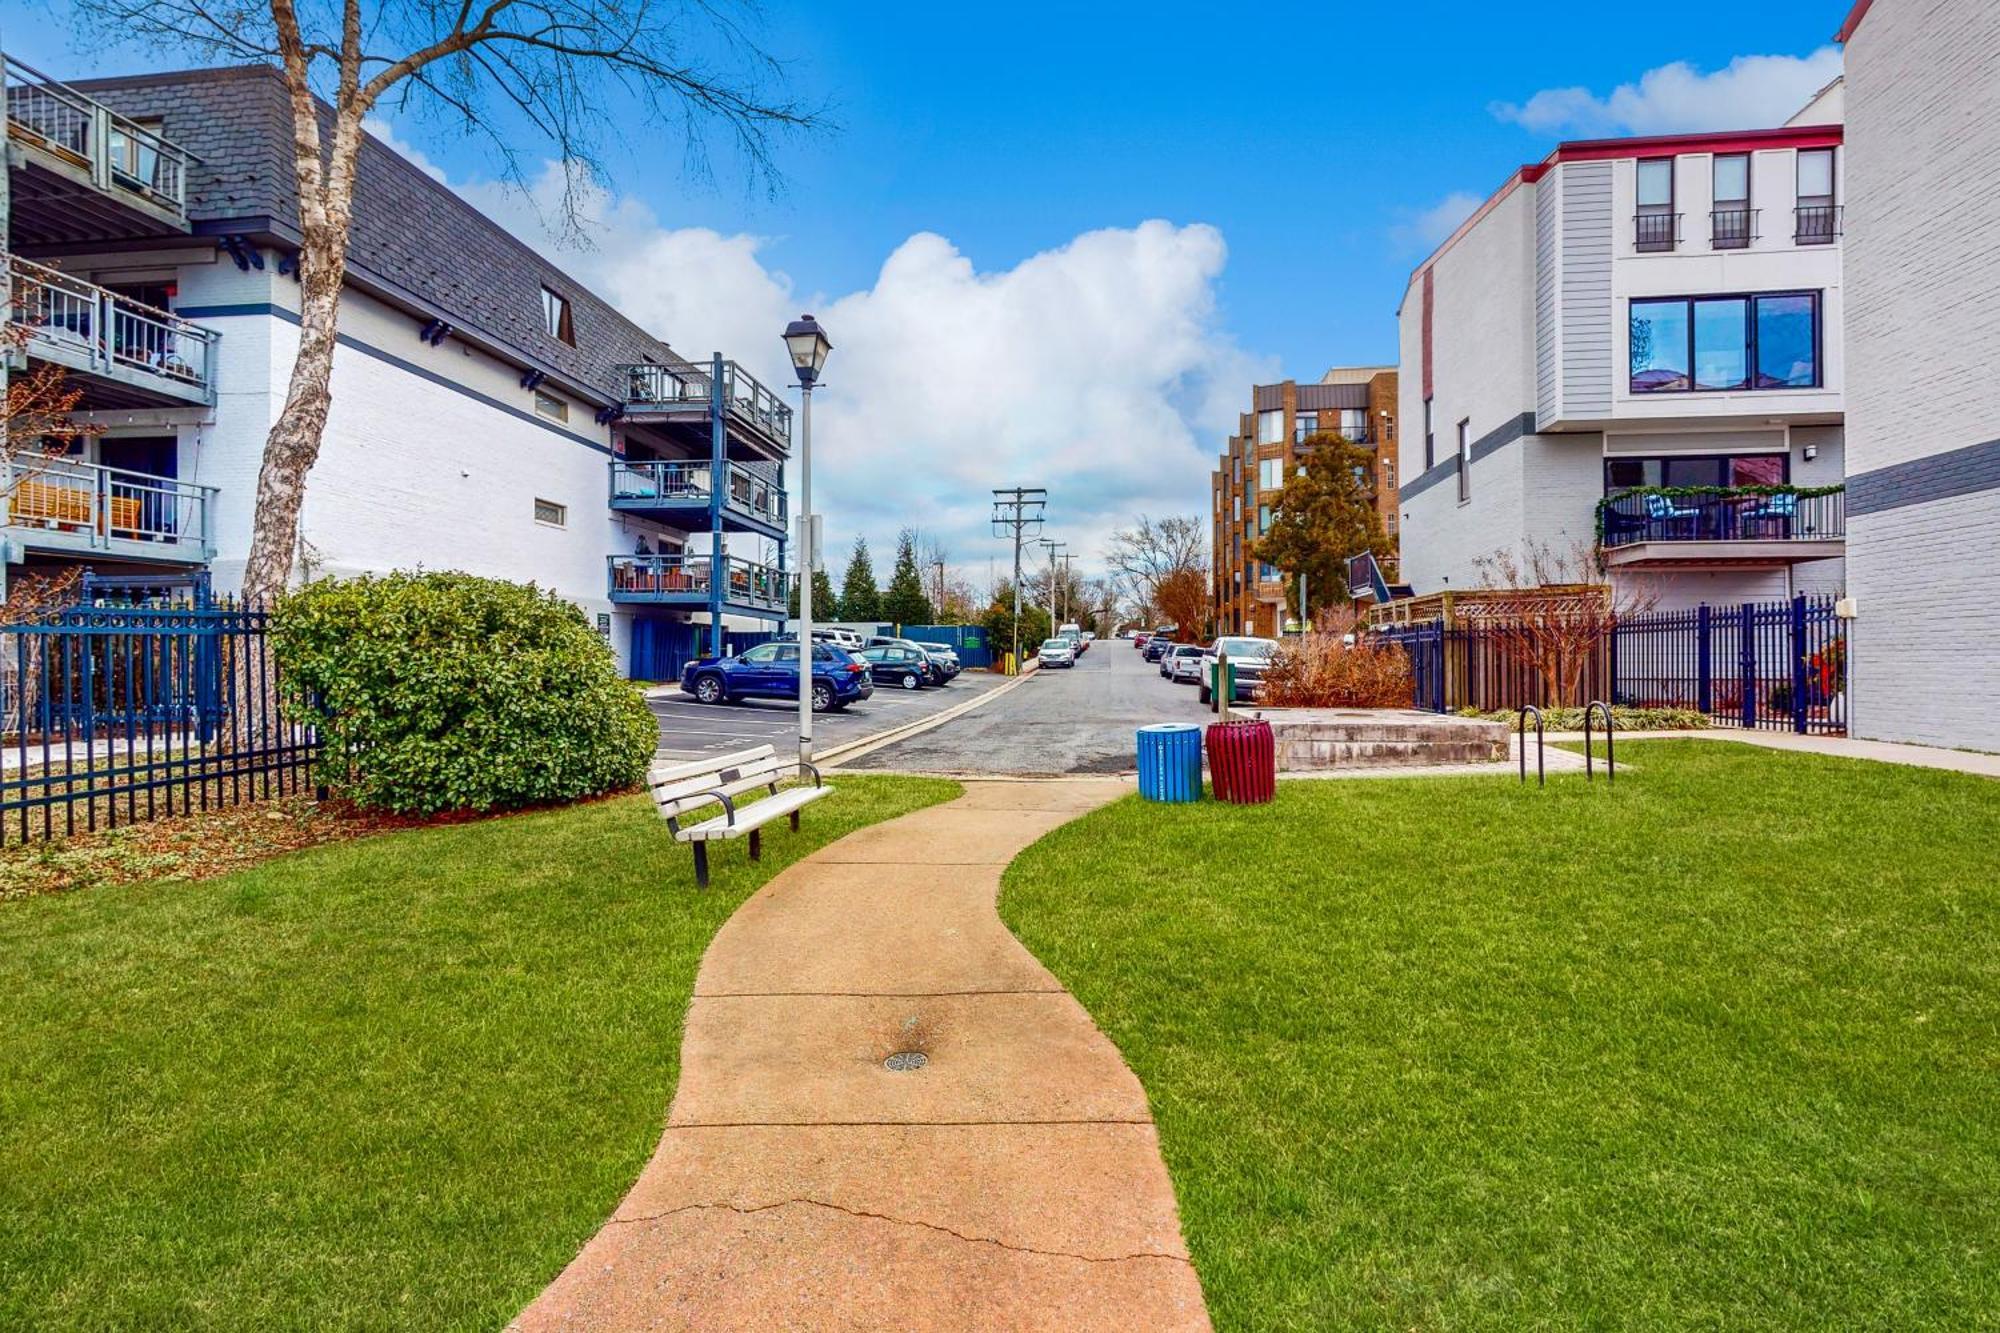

left=1206, top=719, right=1276, bottom=804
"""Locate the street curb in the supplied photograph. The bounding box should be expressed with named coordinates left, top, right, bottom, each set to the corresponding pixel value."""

left=819, top=666, right=1039, bottom=768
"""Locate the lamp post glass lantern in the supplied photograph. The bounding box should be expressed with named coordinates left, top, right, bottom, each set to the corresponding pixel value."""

left=785, top=315, right=831, bottom=767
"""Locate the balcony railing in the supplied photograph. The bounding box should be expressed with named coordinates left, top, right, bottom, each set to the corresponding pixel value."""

left=1600, top=487, right=1845, bottom=549
left=617, top=360, right=793, bottom=452
left=607, top=553, right=789, bottom=610
left=1795, top=204, right=1843, bottom=245
left=8, top=255, right=218, bottom=402
left=3, top=456, right=217, bottom=560
left=1710, top=207, right=1757, bottom=250
left=1296, top=423, right=1369, bottom=446
left=610, top=459, right=787, bottom=530
left=1634, top=211, right=1680, bottom=252
left=3, top=54, right=191, bottom=218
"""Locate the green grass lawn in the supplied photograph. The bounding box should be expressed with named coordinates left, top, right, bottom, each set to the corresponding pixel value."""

left=0, top=775, right=957, bottom=1329
left=1000, top=742, right=1999, bottom=1330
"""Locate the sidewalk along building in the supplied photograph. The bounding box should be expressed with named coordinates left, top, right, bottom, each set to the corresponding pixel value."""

left=0, top=57, right=789, bottom=679
left=1839, top=0, right=2000, bottom=752
left=1380, top=85, right=1848, bottom=616
left=1211, top=366, right=1399, bottom=636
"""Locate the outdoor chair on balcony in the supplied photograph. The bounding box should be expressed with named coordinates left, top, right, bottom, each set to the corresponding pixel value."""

left=1643, top=492, right=1701, bottom=537
left=1741, top=491, right=1797, bottom=538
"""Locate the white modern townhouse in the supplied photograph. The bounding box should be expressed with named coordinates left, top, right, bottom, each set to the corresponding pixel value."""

left=1838, top=0, right=2000, bottom=752
left=1, top=57, right=791, bottom=680
left=1382, top=85, right=1849, bottom=614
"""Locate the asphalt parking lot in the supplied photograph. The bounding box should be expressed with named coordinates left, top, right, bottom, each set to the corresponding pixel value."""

left=648, top=670, right=1010, bottom=763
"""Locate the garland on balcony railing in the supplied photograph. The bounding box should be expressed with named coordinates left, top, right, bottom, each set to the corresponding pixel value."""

left=1593, top=483, right=1845, bottom=544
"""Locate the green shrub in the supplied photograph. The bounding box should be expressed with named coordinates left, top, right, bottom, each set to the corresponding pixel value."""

left=271, top=572, right=659, bottom=814
left=1466, top=704, right=1710, bottom=731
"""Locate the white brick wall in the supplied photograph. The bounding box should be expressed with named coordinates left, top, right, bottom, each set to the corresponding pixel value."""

left=1845, top=0, right=2000, bottom=751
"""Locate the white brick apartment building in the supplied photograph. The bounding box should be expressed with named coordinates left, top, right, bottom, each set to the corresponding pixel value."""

left=2, top=59, right=789, bottom=680
left=1393, top=101, right=1849, bottom=613
left=1839, top=0, right=2000, bottom=752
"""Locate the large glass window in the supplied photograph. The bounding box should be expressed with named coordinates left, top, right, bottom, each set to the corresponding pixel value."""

left=1692, top=298, right=1749, bottom=390
left=1258, top=410, right=1284, bottom=444
left=1293, top=412, right=1317, bottom=443
left=1604, top=453, right=1789, bottom=492
left=1755, top=294, right=1819, bottom=387
left=1340, top=407, right=1367, bottom=440
left=1630, top=299, right=1691, bottom=392
left=1629, top=292, right=1819, bottom=393
left=1260, top=458, right=1284, bottom=490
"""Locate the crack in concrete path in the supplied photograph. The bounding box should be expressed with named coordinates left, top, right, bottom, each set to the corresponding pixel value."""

left=610, top=1196, right=1196, bottom=1268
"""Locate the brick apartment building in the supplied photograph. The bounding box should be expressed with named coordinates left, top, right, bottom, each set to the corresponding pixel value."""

left=1210, top=367, right=1399, bottom=635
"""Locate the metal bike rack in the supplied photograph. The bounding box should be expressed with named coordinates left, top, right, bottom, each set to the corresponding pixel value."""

left=1517, top=704, right=1545, bottom=786
left=1582, top=700, right=1616, bottom=783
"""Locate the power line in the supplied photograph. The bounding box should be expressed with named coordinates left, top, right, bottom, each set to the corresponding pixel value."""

left=991, top=487, right=1047, bottom=663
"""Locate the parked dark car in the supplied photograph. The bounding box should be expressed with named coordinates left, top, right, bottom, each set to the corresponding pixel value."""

left=858, top=644, right=932, bottom=689
left=682, top=641, right=873, bottom=711
left=867, top=635, right=954, bottom=684
left=1143, top=637, right=1174, bottom=663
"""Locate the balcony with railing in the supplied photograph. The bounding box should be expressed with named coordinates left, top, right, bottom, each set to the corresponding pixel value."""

left=608, top=458, right=786, bottom=538
left=607, top=553, right=790, bottom=614
left=1634, top=211, right=1680, bottom=253
left=1794, top=204, right=1843, bottom=245
left=1710, top=207, right=1758, bottom=250
left=4, top=54, right=193, bottom=240
left=1599, top=487, right=1845, bottom=568
left=617, top=360, right=793, bottom=460
left=8, top=255, right=218, bottom=406
left=3, top=456, right=217, bottom=564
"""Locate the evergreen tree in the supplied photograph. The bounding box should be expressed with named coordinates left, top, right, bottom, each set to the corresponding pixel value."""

left=1248, top=433, right=1393, bottom=619
left=838, top=536, right=881, bottom=622
left=788, top=565, right=839, bottom=620
left=881, top=529, right=935, bottom=628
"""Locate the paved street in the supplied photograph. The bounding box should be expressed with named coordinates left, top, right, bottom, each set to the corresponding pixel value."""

left=650, top=670, right=1009, bottom=763
left=843, top=639, right=1212, bottom=775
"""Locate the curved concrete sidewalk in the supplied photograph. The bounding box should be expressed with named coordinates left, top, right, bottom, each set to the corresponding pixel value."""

left=513, top=778, right=1210, bottom=1332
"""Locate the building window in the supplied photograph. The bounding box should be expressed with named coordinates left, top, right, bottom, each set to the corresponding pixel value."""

left=1422, top=397, right=1434, bottom=470
left=1604, top=453, right=1788, bottom=492
left=542, top=287, right=575, bottom=344
left=1382, top=460, right=1396, bottom=487
left=1258, top=504, right=1273, bottom=534
left=1635, top=157, right=1677, bottom=251
left=1257, top=409, right=1285, bottom=445
left=533, top=389, right=569, bottom=421
left=1629, top=292, right=1821, bottom=393
left=1387, top=513, right=1399, bottom=536
left=1456, top=418, right=1471, bottom=503
left=1259, top=563, right=1277, bottom=581
left=1259, top=458, right=1284, bottom=491
left=1712, top=154, right=1752, bottom=249
left=1795, top=148, right=1839, bottom=244
left=1232, top=495, right=1241, bottom=522
left=533, top=498, right=567, bottom=527
left=1340, top=407, right=1367, bottom=441
left=1293, top=412, right=1317, bottom=443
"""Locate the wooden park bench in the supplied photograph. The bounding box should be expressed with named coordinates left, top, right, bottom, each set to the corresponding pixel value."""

left=649, top=745, right=831, bottom=888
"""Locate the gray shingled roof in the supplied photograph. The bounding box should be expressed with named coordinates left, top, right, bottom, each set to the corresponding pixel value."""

left=72, top=65, right=699, bottom=403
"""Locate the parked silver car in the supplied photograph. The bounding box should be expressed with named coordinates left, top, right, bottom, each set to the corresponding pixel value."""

left=1199, top=636, right=1280, bottom=704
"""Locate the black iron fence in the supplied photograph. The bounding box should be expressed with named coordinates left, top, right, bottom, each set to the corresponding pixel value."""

left=0, top=603, right=318, bottom=844
left=1379, top=593, right=1846, bottom=734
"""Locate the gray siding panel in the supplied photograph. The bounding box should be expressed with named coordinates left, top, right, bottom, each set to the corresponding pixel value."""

left=1559, top=160, right=1613, bottom=418
left=1535, top=170, right=1560, bottom=428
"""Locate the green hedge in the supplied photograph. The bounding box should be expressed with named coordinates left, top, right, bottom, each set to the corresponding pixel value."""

left=1458, top=705, right=1710, bottom=731
left=271, top=572, right=659, bottom=814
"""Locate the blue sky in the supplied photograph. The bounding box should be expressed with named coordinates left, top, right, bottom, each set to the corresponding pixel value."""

left=6, top=1, right=1847, bottom=580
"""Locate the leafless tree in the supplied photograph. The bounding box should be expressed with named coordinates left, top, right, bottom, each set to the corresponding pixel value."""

left=1105, top=514, right=1205, bottom=621
left=73, top=0, right=825, bottom=605
left=1467, top=537, right=1657, bottom=706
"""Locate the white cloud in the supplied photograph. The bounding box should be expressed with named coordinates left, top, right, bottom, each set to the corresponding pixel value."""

left=393, top=144, right=1271, bottom=588
left=1491, top=46, right=1842, bottom=137
left=1392, top=191, right=1485, bottom=255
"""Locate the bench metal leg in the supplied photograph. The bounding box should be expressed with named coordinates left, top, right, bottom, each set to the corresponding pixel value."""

left=692, top=842, right=709, bottom=890
left=748, top=828, right=762, bottom=861
left=789, top=811, right=800, bottom=832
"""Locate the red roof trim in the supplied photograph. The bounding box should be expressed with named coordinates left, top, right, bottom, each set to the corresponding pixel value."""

left=1836, top=0, right=1874, bottom=43
left=1553, top=124, right=1842, bottom=161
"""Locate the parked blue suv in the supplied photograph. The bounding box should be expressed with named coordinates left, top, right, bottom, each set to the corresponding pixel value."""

left=681, top=641, right=874, bottom=712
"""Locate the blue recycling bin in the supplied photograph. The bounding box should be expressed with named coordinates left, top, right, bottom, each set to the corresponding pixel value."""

left=1137, top=723, right=1203, bottom=803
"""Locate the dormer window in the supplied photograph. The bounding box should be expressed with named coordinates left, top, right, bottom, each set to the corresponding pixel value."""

left=542, top=287, right=574, bottom=344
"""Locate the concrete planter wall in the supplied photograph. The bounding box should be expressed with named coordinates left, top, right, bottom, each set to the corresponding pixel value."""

left=1231, top=707, right=1509, bottom=770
